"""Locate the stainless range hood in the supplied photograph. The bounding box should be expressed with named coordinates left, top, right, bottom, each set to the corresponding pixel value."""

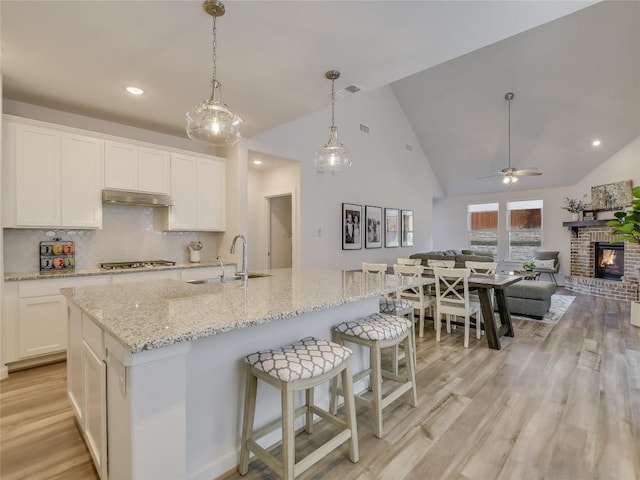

left=102, top=189, right=174, bottom=207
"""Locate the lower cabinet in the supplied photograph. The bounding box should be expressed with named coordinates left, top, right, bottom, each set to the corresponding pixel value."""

left=68, top=303, right=108, bottom=479
left=2, top=276, right=110, bottom=366
left=18, top=295, right=67, bottom=357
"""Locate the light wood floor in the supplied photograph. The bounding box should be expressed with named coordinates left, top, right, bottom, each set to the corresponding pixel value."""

left=2, top=290, right=639, bottom=480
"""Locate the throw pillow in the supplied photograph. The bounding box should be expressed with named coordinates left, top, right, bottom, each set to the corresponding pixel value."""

left=536, top=259, right=555, bottom=269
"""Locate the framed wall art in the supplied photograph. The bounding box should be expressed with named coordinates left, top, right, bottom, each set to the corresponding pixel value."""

left=591, top=180, right=633, bottom=211
left=401, top=209, right=414, bottom=247
left=365, top=205, right=382, bottom=249
left=342, top=203, right=362, bottom=250
left=384, top=208, right=400, bottom=248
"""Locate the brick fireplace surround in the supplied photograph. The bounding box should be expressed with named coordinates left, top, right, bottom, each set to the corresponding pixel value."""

left=565, top=223, right=640, bottom=301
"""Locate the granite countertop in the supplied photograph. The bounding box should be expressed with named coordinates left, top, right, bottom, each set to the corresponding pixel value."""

left=63, top=268, right=433, bottom=354
left=4, top=261, right=229, bottom=282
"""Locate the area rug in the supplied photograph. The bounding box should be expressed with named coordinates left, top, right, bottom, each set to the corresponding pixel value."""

left=510, top=294, right=576, bottom=324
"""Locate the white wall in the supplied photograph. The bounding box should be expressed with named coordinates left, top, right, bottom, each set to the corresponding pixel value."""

left=247, top=163, right=300, bottom=270
left=253, top=85, right=443, bottom=270
left=432, top=136, right=640, bottom=284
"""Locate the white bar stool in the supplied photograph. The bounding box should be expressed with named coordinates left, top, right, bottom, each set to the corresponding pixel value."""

left=238, top=337, right=359, bottom=479
left=331, top=313, right=417, bottom=438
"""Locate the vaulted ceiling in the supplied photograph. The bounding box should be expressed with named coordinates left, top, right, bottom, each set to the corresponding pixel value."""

left=2, top=1, right=638, bottom=195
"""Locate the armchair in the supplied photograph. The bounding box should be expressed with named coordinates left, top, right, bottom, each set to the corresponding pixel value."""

left=533, top=251, right=560, bottom=285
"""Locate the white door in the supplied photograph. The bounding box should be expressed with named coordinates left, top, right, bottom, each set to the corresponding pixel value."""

left=268, top=195, right=292, bottom=269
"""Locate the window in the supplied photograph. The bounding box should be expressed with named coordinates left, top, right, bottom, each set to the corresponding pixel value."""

left=467, top=203, right=498, bottom=256
left=507, top=200, right=542, bottom=262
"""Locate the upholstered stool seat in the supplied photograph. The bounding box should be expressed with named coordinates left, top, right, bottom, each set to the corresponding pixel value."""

left=379, top=296, right=413, bottom=315
left=331, top=313, right=417, bottom=438
left=239, top=337, right=359, bottom=479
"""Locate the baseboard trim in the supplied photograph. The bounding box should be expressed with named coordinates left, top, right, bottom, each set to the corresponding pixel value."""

left=6, top=352, right=67, bottom=373
left=0, top=365, right=8, bottom=380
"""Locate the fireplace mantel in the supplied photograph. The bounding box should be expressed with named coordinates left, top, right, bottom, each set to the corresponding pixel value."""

left=563, top=219, right=610, bottom=237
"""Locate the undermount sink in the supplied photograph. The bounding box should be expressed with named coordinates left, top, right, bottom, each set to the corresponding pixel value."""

left=187, top=272, right=271, bottom=285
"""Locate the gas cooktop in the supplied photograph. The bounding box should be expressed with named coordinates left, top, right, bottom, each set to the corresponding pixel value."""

left=99, top=260, right=176, bottom=270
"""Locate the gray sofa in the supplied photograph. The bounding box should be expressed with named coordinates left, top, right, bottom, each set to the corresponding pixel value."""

left=410, top=249, right=494, bottom=269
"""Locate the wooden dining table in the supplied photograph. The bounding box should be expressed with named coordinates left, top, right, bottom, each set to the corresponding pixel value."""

left=366, top=267, right=522, bottom=351
left=466, top=273, right=523, bottom=350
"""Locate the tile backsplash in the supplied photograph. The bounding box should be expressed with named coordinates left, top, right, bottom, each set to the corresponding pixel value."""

left=3, top=205, right=221, bottom=272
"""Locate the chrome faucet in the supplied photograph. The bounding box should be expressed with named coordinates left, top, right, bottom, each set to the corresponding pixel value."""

left=216, top=256, right=225, bottom=282
left=230, top=234, right=248, bottom=281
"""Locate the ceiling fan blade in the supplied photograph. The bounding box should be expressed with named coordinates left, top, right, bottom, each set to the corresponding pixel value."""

left=476, top=172, right=504, bottom=179
left=513, top=169, right=542, bottom=176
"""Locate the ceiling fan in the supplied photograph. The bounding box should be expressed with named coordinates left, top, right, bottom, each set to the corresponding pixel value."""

left=480, top=92, right=542, bottom=185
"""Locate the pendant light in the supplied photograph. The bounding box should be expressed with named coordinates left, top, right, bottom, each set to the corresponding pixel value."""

left=186, top=0, right=241, bottom=146
left=315, top=70, right=351, bottom=174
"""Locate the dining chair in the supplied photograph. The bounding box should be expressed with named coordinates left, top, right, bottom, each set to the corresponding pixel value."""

left=465, top=261, right=498, bottom=337
left=393, top=264, right=435, bottom=338
left=433, top=267, right=481, bottom=348
left=397, top=258, right=422, bottom=266
left=362, top=263, right=413, bottom=319
left=427, top=259, right=456, bottom=269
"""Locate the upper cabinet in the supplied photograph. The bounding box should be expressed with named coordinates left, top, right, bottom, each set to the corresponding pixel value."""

left=2, top=118, right=103, bottom=228
left=104, top=140, right=170, bottom=194
left=166, top=154, right=226, bottom=231
left=2, top=115, right=226, bottom=231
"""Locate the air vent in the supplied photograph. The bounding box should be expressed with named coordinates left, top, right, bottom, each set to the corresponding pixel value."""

left=345, top=84, right=361, bottom=94
left=359, top=124, right=370, bottom=133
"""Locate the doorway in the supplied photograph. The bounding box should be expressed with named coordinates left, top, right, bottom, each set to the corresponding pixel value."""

left=268, top=195, right=292, bottom=269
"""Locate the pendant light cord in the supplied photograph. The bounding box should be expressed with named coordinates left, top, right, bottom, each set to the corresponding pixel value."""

left=211, top=11, right=218, bottom=86
left=507, top=95, right=511, bottom=169
left=330, top=78, right=336, bottom=128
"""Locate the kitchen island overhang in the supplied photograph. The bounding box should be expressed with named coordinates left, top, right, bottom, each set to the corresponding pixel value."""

left=63, top=268, right=431, bottom=480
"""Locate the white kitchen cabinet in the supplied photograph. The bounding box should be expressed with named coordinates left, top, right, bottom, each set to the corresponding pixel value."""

left=2, top=276, right=110, bottom=366
left=82, top=314, right=107, bottom=480
left=167, top=153, right=226, bottom=231
left=67, top=303, right=84, bottom=423
left=61, top=133, right=103, bottom=227
left=18, top=295, right=68, bottom=358
left=104, top=140, right=170, bottom=194
left=2, top=117, right=103, bottom=228
left=67, top=303, right=107, bottom=480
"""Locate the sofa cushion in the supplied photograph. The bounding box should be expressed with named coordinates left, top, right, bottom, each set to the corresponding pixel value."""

left=536, top=259, right=556, bottom=270
left=461, top=249, right=494, bottom=258
left=455, top=254, right=494, bottom=268
left=505, top=280, right=556, bottom=300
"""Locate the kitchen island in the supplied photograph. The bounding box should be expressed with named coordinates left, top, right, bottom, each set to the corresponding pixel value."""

left=63, top=268, right=429, bottom=480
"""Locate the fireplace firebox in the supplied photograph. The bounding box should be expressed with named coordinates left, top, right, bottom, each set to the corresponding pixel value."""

left=594, top=242, right=624, bottom=280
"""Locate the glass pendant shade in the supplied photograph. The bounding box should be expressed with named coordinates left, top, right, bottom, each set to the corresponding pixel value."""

left=186, top=0, right=241, bottom=147
left=315, top=126, right=351, bottom=173
left=315, top=69, right=351, bottom=174
left=186, top=80, right=241, bottom=146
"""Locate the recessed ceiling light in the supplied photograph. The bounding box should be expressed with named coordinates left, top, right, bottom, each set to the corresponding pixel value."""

left=252, top=160, right=263, bottom=165
left=126, top=86, right=144, bottom=95
left=592, top=139, right=602, bottom=147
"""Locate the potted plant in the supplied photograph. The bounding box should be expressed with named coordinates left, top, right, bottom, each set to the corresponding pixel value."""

left=607, top=185, right=640, bottom=327
left=522, top=260, right=536, bottom=272
left=562, top=195, right=588, bottom=221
